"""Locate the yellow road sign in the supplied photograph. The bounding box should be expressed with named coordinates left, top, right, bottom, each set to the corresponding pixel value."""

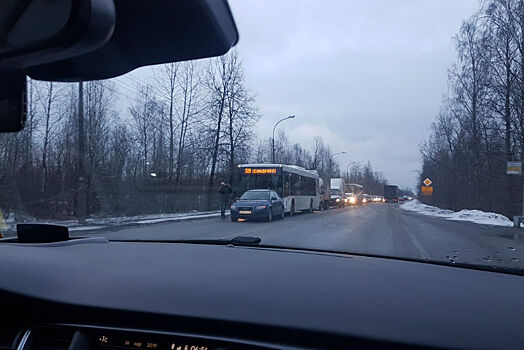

left=421, top=186, right=433, bottom=195
left=423, top=178, right=432, bottom=187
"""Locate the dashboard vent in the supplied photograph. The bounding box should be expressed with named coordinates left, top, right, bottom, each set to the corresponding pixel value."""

left=0, top=328, right=23, bottom=350
left=29, top=328, right=75, bottom=350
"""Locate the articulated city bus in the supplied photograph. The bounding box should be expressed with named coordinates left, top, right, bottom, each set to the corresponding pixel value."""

left=237, top=164, right=321, bottom=214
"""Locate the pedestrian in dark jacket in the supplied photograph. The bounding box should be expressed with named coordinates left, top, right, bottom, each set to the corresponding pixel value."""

left=218, top=182, right=232, bottom=218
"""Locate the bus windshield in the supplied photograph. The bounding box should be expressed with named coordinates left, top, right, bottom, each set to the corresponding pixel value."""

left=238, top=174, right=283, bottom=197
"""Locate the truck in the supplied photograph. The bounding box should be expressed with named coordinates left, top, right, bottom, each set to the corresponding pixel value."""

left=330, top=178, right=346, bottom=207
left=384, top=185, right=399, bottom=203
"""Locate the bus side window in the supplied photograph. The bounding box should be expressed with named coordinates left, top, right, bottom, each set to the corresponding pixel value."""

left=284, top=174, right=290, bottom=196
left=277, top=174, right=284, bottom=197
left=293, top=174, right=301, bottom=196
left=310, top=177, right=316, bottom=196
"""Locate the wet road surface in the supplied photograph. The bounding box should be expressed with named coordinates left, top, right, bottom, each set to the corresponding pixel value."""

left=82, top=203, right=524, bottom=270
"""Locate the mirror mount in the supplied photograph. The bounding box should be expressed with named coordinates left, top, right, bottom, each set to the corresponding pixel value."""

left=0, top=70, right=26, bottom=132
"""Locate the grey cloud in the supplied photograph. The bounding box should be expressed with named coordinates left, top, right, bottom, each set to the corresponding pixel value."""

left=229, top=0, right=479, bottom=190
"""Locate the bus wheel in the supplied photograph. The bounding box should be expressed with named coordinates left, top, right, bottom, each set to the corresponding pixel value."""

left=280, top=208, right=285, bottom=220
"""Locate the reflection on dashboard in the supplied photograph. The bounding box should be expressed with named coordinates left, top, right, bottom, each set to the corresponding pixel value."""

left=95, top=332, right=211, bottom=350
left=26, top=326, right=269, bottom=350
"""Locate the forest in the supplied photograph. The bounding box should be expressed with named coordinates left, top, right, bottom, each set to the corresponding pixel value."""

left=420, top=0, right=523, bottom=218
left=0, top=50, right=386, bottom=220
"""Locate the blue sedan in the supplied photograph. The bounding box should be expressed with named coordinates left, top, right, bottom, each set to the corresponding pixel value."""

left=230, top=189, right=285, bottom=222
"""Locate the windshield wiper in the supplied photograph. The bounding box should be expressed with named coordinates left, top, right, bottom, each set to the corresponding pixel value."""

left=110, top=236, right=262, bottom=247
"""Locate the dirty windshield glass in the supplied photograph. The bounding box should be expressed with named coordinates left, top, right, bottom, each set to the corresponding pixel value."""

left=1, top=0, right=524, bottom=273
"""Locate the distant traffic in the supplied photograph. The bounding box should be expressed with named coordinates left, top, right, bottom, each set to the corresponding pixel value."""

left=229, top=163, right=412, bottom=222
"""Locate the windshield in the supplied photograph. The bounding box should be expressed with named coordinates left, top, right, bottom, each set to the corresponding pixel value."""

left=240, top=191, right=270, bottom=201
left=1, top=0, right=524, bottom=274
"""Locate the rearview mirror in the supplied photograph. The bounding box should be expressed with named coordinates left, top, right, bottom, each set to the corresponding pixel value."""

left=0, top=0, right=115, bottom=70
left=0, top=0, right=115, bottom=132
left=27, top=0, right=239, bottom=81
left=0, top=0, right=238, bottom=132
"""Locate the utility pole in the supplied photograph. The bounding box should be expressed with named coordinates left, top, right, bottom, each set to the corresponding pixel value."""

left=78, top=81, right=86, bottom=223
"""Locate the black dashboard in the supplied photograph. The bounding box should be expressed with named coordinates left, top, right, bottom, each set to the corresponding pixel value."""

left=0, top=237, right=524, bottom=350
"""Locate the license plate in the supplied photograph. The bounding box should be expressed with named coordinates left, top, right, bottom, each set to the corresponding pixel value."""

left=239, top=210, right=252, bottom=215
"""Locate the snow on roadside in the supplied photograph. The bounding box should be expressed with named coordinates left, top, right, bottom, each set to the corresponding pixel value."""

left=132, top=212, right=223, bottom=225
left=400, top=200, right=513, bottom=227
left=1, top=210, right=228, bottom=235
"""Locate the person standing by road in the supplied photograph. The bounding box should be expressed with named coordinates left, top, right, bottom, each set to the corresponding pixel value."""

left=218, top=181, right=232, bottom=219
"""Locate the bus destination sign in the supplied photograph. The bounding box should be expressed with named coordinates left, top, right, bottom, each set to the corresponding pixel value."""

left=243, top=168, right=277, bottom=175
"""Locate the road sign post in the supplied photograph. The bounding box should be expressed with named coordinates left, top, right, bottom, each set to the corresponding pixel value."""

left=421, top=178, right=433, bottom=197
left=506, top=161, right=524, bottom=227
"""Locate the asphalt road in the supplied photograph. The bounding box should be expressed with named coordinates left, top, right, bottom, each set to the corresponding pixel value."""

left=90, top=203, right=524, bottom=269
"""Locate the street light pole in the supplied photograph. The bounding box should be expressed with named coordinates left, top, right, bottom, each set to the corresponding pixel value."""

left=272, top=115, right=296, bottom=163
left=346, top=161, right=356, bottom=180
left=329, top=151, right=347, bottom=178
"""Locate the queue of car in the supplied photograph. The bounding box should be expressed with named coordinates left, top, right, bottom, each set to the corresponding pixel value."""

left=229, top=167, right=404, bottom=223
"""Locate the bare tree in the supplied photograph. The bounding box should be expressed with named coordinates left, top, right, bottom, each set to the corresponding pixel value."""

left=205, top=51, right=238, bottom=190
left=39, top=82, right=64, bottom=193
left=130, top=85, right=160, bottom=177
left=175, top=61, right=203, bottom=184
left=154, top=63, right=179, bottom=181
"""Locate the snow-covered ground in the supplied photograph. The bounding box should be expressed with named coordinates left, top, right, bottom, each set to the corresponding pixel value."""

left=0, top=210, right=229, bottom=236
left=400, top=200, right=514, bottom=227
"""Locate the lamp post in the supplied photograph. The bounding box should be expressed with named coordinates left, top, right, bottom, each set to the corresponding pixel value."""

left=272, top=115, right=296, bottom=164
left=329, top=151, right=347, bottom=178
left=346, top=161, right=356, bottom=180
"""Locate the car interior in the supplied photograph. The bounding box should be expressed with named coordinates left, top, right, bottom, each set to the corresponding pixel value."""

left=0, top=1, right=523, bottom=350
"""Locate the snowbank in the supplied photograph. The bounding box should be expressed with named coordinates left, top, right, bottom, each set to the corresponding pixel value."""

left=1, top=210, right=228, bottom=236
left=400, top=200, right=513, bottom=227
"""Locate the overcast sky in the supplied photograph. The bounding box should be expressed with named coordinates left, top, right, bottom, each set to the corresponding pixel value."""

left=225, top=0, right=480, bottom=190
